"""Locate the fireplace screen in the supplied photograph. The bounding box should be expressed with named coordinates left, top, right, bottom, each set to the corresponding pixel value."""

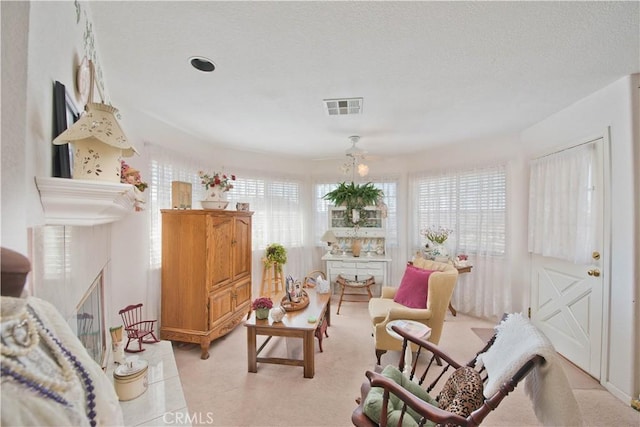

left=76, top=272, right=106, bottom=368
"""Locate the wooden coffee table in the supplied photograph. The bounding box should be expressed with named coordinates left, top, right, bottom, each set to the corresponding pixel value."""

left=245, top=288, right=331, bottom=378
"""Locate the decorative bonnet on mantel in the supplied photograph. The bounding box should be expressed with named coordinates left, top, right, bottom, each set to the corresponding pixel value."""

left=53, top=102, right=137, bottom=183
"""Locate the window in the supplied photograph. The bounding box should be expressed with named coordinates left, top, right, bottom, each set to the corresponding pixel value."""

left=415, top=165, right=506, bottom=256
left=230, top=178, right=304, bottom=250
left=148, top=154, right=304, bottom=268
left=528, top=141, right=597, bottom=264
left=314, top=179, right=398, bottom=246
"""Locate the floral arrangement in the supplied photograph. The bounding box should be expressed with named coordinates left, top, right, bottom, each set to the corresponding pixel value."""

left=120, top=160, right=148, bottom=192
left=120, top=160, right=147, bottom=211
left=251, top=297, right=273, bottom=310
left=198, top=171, right=236, bottom=192
left=421, top=226, right=453, bottom=244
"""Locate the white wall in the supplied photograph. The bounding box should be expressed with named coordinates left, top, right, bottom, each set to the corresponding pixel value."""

left=1, top=1, right=30, bottom=254
left=521, top=75, right=639, bottom=402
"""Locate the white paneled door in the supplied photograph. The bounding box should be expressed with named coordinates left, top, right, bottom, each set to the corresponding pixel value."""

left=530, top=137, right=606, bottom=379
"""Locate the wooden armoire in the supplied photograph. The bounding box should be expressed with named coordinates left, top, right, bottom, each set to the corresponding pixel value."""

left=160, top=209, right=253, bottom=359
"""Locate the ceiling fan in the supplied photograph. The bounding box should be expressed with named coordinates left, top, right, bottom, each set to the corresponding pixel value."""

left=345, top=135, right=366, bottom=159
left=342, top=135, right=369, bottom=178
left=312, top=135, right=374, bottom=178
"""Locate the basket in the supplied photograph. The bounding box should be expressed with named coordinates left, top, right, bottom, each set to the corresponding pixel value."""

left=281, top=289, right=310, bottom=311
left=303, top=270, right=326, bottom=288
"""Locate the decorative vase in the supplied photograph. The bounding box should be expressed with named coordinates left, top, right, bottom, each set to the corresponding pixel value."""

left=201, top=186, right=229, bottom=210
left=430, top=242, right=449, bottom=259
left=207, top=186, right=228, bottom=201
left=255, top=308, right=270, bottom=320
left=352, top=239, right=362, bottom=257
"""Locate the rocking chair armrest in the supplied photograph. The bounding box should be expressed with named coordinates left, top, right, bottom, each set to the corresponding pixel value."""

left=366, top=371, right=468, bottom=426
left=391, top=326, right=463, bottom=369
left=125, top=319, right=157, bottom=329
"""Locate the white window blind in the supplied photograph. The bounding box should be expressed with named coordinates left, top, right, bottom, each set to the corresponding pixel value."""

left=41, top=225, right=70, bottom=281
left=148, top=152, right=304, bottom=269
left=415, top=165, right=506, bottom=256
left=232, top=178, right=304, bottom=250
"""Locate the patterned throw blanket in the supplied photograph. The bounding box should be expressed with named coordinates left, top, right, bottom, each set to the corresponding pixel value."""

left=476, top=313, right=584, bottom=426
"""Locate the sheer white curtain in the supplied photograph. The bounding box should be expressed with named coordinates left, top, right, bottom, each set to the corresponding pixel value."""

left=147, top=144, right=314, bottom=299
left=409, top=164, right=510, bottom=319
left=528, top=142, right=597, bottom=265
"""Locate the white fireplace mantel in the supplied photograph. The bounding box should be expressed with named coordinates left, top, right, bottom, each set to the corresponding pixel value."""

left=35, top=177, right=139, bottom=226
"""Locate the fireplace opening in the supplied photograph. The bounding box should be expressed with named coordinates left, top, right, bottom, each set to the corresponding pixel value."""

left=76, top=271, right=107, bottom=368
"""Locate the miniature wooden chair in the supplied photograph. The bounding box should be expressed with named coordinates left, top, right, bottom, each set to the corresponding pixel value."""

left=118, top=303, right=160, bottom=353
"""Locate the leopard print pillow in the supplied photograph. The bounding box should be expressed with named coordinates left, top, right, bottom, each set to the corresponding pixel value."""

left=437, top=366, right=484, bottom=425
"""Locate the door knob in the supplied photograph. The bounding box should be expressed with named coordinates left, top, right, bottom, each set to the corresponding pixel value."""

left=592, top=251, right=600, bottom=260
left=587, top=269, right=601, bottom=277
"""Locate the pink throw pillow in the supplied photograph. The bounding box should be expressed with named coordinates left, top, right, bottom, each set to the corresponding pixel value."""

left=393, top=265, right=433, bottom=309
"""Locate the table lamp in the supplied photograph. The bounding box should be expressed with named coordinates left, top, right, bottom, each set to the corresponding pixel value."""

left=320, top=230, right=337, bottom=255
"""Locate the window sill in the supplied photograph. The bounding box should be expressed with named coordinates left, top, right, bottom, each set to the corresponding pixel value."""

left=35, top=176, right=138, bottom=226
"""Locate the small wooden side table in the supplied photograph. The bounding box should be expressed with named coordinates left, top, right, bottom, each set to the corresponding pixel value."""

left=335, top=274, right=375, bottom=315
left=449, top=265, right=472, bottom=316
left=386, top=320, right=431, bottom=377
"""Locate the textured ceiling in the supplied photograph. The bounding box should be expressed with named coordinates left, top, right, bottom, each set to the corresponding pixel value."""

left=89, top=1, right=639, bottom=160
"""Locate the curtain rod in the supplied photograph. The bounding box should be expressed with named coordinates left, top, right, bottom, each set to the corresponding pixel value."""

left=533, top=137, right=600, bottom=161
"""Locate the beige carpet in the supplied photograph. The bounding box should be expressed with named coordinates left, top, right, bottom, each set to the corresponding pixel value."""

left=173, top=297, right=639, bottom=426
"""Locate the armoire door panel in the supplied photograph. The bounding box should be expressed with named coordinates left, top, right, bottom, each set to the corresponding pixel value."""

left=233, top=216, right=252, bottom=281
left=234, top=279, right=252, bottom=308
left=207, top=215, right=234, bottom=288
left=209, top=288, right=233, bottom=328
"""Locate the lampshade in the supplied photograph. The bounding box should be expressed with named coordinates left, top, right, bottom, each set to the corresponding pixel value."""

left=53, top=103, right=136, bottom=156
left=321, top=230, right=337, bottom=243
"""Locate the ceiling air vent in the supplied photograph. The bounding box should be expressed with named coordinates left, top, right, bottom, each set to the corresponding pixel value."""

left=323, top=97, right=363, bottom=116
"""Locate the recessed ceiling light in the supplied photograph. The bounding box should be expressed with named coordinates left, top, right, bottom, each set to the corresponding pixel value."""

left=190, top=56, right=215, bottom=72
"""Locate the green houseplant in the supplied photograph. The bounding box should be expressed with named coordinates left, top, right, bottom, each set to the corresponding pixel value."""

left=264, top=243, right=287, bottom=271
left=323, top=181, right=384, bottom=226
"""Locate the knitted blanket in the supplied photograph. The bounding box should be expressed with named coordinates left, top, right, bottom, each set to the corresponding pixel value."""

left=476, top=313, right=584, bottom=426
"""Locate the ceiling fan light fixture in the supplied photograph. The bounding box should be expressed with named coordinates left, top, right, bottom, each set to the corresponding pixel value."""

left=190, top=56, right=216, bottom=72
left=339, top=135, right=370, bottom=179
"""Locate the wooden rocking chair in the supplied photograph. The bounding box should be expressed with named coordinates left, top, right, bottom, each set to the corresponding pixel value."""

left=118, top=303, right=160, bottom=353
left=352, top=314, right=550, bottom=427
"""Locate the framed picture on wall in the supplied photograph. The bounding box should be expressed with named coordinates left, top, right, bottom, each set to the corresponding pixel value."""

left=52, top=81, right=80, bottom=178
